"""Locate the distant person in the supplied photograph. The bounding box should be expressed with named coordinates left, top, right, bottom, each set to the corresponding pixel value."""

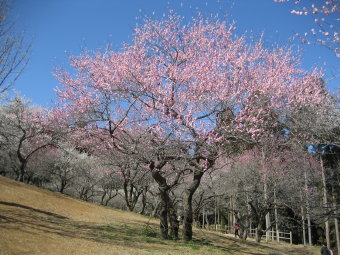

left=235, top=224, right=240, bottom=238
left=320, top=245, right=330, bottom=255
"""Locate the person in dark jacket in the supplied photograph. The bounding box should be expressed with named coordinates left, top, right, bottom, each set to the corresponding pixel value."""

left=320, top=245, right=330, bottom=255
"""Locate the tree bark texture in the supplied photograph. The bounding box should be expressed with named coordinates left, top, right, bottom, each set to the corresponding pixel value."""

left=182, top=170, right=204, bottom=241
left=320, top=156, right=330, bottom=249
left=150, top=161, right=178, bottom=240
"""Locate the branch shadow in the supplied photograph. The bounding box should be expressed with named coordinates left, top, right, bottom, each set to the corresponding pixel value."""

left=0, top=201, right=170, bottom=251
left=0, top=201, right=68, bottom=219
left=0, top=201, right=312, bottom=254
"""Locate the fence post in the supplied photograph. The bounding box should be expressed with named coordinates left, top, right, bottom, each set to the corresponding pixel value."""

left=271, top=228, right=274, bottom=241
left=290, top=231, right=292, bottom=245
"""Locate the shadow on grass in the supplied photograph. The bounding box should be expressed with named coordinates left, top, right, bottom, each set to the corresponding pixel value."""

left=0, top=201, right=305, bottom=254
left=199, top=231, right=311, bottom=255
left=185, top=237, right=263, bottom=255
left=0, top=201, right=68, bottom=219
left=0, top=201, right=174, bottom=252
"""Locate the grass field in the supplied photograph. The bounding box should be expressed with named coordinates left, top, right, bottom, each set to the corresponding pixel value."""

left=0, top=176, right=320, bottom=255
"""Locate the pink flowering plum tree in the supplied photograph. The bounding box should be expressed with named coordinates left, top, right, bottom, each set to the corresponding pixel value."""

left=274, top=0, right=339, bottom=56
left=53, top=13, right=327, bottom=241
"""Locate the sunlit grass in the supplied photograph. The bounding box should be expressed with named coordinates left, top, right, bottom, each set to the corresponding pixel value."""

left=0, top=176, right=320, bottom=255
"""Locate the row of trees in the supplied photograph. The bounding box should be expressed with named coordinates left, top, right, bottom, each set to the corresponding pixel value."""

left=0, top=94, right=339, bottom=248
left=0, top=8, right=339, bottom=253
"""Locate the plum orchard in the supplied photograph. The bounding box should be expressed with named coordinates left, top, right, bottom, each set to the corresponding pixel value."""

left=52, top=14, right=327, bottom=241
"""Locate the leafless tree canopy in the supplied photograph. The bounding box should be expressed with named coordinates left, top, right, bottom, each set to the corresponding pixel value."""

left=0, top=0, right=30, bottom=94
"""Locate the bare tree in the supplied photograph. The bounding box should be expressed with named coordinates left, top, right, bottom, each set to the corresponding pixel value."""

left=98, top=171, right=121, bottom=206
left=0, top=0, right=30, bottom=95
left=0, top=97, right=54, bottom=182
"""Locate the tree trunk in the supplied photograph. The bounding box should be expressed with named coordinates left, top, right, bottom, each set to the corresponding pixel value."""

left=333, top=189, right=340, bottom=255
left=241, top=226, right=248, bottom=240
left=214, top=197, right=217, bottom=230
left=304, top=170, right=312, bottom=245
left=150, top=162, right=174, bottom=240
left=140, top=187, right=148, bottom=215
left=18, top=161, right=26, bottom=182
left=152, top=200, right=160, bottom=217
left=158, top=192, right=169, bottom=239
left=217, top=197, right=220, bottom=231
left=104, top=197, right=110, bottom=206
left=202, top=207, right=205, bottom=229
left=256, top=223, right=264, bottom=243
left=261, top=149, right=270, bottom=242
left=301, top=204, right=306, bottom=246
left=320, top=156, right=330, bottom=249
left=249, top=200, right=265, bottom=243
left=183, top=190, right=194, bottom=241
left=124, top=183, right=139, bottom=212
left=300, top=190, right=306, bottom=245
left=247, top=192, right=252, bottom=237
left=59, top=178, right=67, bottom=194
left=264, top=198, right=270, bottom=242
left=168, top=200, right=179, bottom=240
left=239, top=216, right=249, bottom=240
left=274, top=188, right=279, bottom=243
left=100, top=191, right=107, bottom=205
left=182, top=170, right=204, bottom=241
left=229, top=196, right=236, bottom=233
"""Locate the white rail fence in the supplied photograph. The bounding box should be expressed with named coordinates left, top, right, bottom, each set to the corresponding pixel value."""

left=248, top=228, right=292, bottom=244
left=201, top=224, right=292, bottom=244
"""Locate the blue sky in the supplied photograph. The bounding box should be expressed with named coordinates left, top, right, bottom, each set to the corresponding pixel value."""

left=10, top=0, right=339, bottom=108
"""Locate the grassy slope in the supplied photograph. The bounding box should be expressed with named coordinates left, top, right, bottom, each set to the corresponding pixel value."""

left=0, top=176, right=319, bottom=255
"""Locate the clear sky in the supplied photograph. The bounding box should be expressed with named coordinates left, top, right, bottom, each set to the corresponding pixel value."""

left=9, top=0, right=339, bottom=108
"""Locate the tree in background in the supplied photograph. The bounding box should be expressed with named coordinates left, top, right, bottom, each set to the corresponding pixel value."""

left=0, top=97, right=54, bottom=182
left=0, top=0, right=30, bottom=95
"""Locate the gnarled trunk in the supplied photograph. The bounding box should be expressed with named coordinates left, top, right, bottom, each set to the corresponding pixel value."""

left=182, top=170, right=204, bottom=241
left=18, top=158, right=27, bottom=182
left=168, top=200, right=179, bottom=240
left=183, top=191, right=194, bottom=241
left=158, top=189, right=169, bottom=239
left=123, top=182, right=142, bottom=212
left=150, top=161, right=179, bottom=239
left=241, top=227, right=248, bottom=240
left=256, top=224, right=264, bottom=243
left=139, top=187, right=148, bottom=215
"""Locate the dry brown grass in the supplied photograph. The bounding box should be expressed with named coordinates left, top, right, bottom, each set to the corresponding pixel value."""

left=0, top=176, right=320, bottom=255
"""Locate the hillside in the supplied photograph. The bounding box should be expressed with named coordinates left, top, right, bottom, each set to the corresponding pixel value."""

left=0, top=176, right=319, bottom=255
